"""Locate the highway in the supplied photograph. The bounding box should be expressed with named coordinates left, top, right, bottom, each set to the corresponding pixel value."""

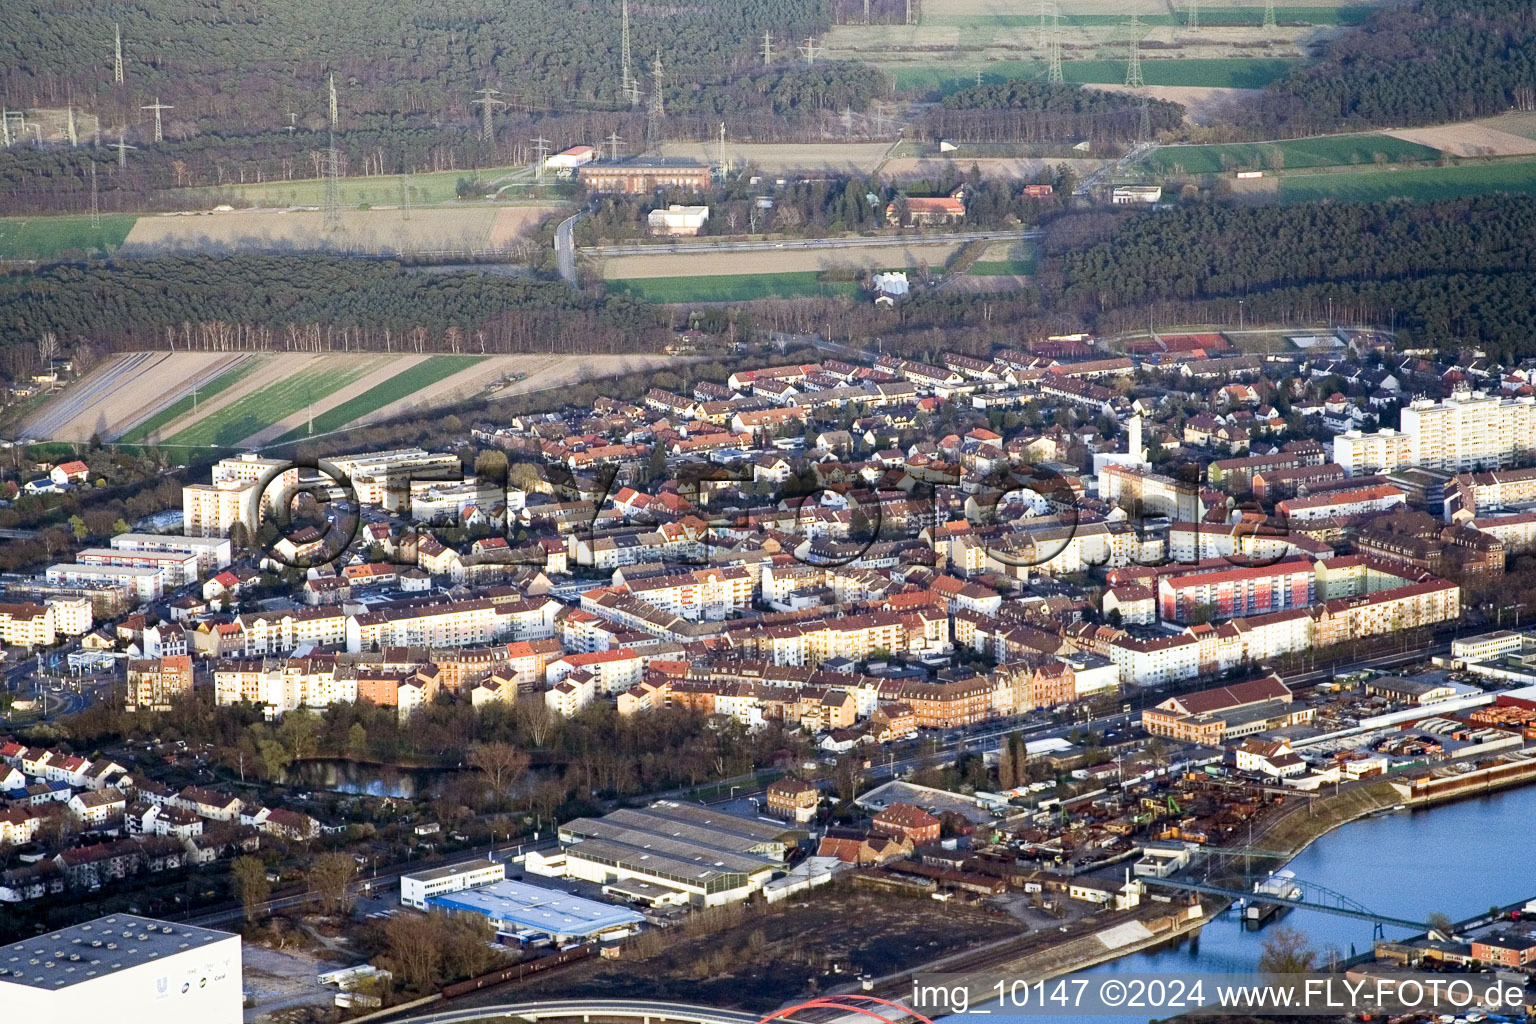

left=554, top=209, right=585, bottom=287
left=582, top=229, right=1040, bottom=258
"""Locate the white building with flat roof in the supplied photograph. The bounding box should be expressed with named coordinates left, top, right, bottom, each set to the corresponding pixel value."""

left=1401, top=389, right=1536, bottom=472
left=0, top=915, right=240, bottom=1024
left=110, top=534, right=232, bottom=577
left=182, top=480, right=261, bottom=538
left=46, top=563, right=166, bottom=603
left=399, top=859, right=506, bottom=909
left=1334, top=427, right=1414, bottom=476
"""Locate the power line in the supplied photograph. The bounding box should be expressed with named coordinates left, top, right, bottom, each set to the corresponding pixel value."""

left=531, top=134, right=551, bottom=182
left=1187, top=0, right=1199, bottom=31
left=141, top=97, right=172, bottom=143
left=645, top=50, right=665, bottom=150
left=89, top=162, right=100, bottom=228
left=399, top=173, right=411, bottom=221
left=799, top=36, right=820, bottom=65
left=113, top=130, right=135, bottom=169
left=1047, top=2, right=1064, bottom=84
left=606, top=130, right=625, bottom=161
left=762, top=30, right=774, bottom=67
left=620, top=0, right=642, bottom=106
left=1039, top=0, right=1049, bottom=48
left=472, top=86, right=507, bottom=145
left=1263, top=0, right=1276, bottom=30
left=323, top=73, right=342, bottom=232
left=113, top=23, right=124, bottom=86
left=1124, top=14, right=1144, bottom=88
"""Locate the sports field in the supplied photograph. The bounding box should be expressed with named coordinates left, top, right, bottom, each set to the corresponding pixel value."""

left=1278, top=159, right=1536, bottom=203
left=894, top=58, right=1300, bottom=95
left=0, top=213, right=138, bottom=260
left=1150, top=134, right=1444, bottom=174
left=607, top=272, right=863, bottom=303
left=267, top=355, right=483, bottom=444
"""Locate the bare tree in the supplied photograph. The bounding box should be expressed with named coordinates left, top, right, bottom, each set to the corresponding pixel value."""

left=1258, top=926, right=1317, bottom=974
left=230, top=856, right=271, bottom=925
left=384, top=914, right=441, bottom=990
left=468, top=741, right=531, bottom=797
left=306, top=851, right=357, bottom=915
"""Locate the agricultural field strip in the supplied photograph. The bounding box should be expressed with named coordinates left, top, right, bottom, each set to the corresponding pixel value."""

left=264, top=355, right=484, bottom=446
left=118, top=357, right=267, bottom=443
left=608, top=272, right=862, bottom=303
left=165, top=358, right=387, bottom=448
left=0, top=213, right=139, bottom=261
left=1277, top=160, right=1536, bottom=203
left=1149, top=133, right=1445, bottom=173
left=236, top=356, right=437, bottom=448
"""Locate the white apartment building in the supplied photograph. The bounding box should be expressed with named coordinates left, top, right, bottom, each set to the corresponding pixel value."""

left=46, top=563, right=166, bottom=603
left=400, top=859, right=506, bottom=909
left=76, top=547, right=200, bottom=587
left=1400, top=390, right=1536, bottom=472
left=45, top=596, right=92, bottom=636
left=327, top=449, right=462, bottom=510
left=183, top=479, right=262, bottom=538
left=110, top=534, right=232, bottom=577
left=211, top=453, right=299, bottom=515
left=1333, top=427, right=1414, bottom=476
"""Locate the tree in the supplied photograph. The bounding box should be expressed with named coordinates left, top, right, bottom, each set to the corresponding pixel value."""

left=110, top=517, right=129, bottom=535
left=307, top=852, right=357, bottom=915
left=384, top=913, right=441, bottom=990
left=346, top=722, right=368, bottom=755
left=68, top=514, right=87, bottom=541
left=468, top=741, right=531, bottom=798
left=1426, top=911, right=1454, bottom=936
left=1258, top=926, right=1317, bottom=974
left=230, top=856, right=271, bottom=925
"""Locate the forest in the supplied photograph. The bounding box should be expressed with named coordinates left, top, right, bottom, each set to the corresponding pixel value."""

left=0, top=256, right=671, bottom=354
left=1039, top=196, right=1536, bottom=359
left=1246, top=0, right=1536, bottom=134
left=921, top=81, right=1186, bottom=145
left=2, top=0, right=832, bottom=132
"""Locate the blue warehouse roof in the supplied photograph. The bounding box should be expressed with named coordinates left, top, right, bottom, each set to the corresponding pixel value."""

left=427, top=879, right=644, bottom=939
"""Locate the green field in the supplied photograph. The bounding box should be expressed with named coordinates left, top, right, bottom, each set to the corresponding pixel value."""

left=1278, top=159, right=1536, bottom=203
left=165, top=361, right=385, bottom=448
left=269, top=355, right=483, bottom=444
left=201, top=165, right=531, bottom=208
left=969, top=258, right=1036, bottom=276
left=0, top=213, right=138, bottom=260
left=606, top=272, right=863, bottom=303
left=1187, top=5, right=1373, bottom=25
left=899, top=58, right=1300, bottom=94
left=119, top=358, right=269, bottom=443
left=1150, top=134, right=1443, bottom=174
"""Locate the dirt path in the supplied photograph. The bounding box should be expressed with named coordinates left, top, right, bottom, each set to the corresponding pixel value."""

left=234, top=355, right=421, bottom=447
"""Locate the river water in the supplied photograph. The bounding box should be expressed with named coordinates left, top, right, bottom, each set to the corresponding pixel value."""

left=950, top=783, right=1536, bottom=1023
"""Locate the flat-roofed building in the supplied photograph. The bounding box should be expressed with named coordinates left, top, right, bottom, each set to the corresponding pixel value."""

left=578, top=159, right=711, bottom=194
left=400, top=859, right=505, bottom=909
left=428, top=878, right=644, bottom=944
left=46, top=563, right=166, bottom=603
left=0, top=914, right=240, bottom=1024
left=557, top=801, right=802, bottom=906
left=182, top=479, right=261, bottom=538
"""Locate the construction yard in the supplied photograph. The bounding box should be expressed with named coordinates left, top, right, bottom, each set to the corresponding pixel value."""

left=21, top=351, right=674, bottom=448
